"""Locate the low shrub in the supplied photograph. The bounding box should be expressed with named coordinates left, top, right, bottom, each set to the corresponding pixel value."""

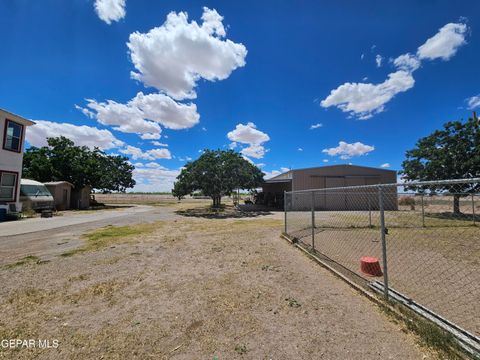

left=399, top=196, right=416, bottom=210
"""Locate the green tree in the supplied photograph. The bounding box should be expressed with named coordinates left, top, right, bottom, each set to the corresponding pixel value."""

left=400, top=113, right=480, bottom=214
left=172, top=149, right=264, bottom=207
left=23, top=137, right=135, bottom=192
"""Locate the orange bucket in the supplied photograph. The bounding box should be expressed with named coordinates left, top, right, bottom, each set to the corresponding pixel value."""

left=360, top=256, right=382, bottom=277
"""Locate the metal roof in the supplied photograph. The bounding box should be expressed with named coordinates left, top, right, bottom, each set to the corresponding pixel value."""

left=21, top=179, right=45, bottom=186
left=264, top=178, right=292, bottom=183
left=44, top=181, right=74, bottom=187
left=265, top=164, right=396, bottom=182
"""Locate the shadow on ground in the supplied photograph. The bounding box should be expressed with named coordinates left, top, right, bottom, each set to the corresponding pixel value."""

left=175, top=205, right=273, bottom=219
left=90, top=204, right=133, bottom=209
left=425, top=211, right=480, bottom=223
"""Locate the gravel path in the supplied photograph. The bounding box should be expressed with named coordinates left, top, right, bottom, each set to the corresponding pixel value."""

left=0, top=205, right=176, bottom=265
left=0, top=205, right=156, bottom=237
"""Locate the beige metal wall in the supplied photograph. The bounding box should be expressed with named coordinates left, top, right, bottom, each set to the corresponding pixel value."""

left=291, top=165, right=396, bottom=191
left=290, top=165, right=398, bottom=211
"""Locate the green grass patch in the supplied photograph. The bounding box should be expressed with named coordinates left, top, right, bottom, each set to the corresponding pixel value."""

left=60, top=222, right=162, bottom=257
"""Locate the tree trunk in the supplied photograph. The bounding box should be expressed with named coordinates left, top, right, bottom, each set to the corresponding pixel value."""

left=212, top=195, right=222, bottom=208
left=453, top=195, right=461, bottom=215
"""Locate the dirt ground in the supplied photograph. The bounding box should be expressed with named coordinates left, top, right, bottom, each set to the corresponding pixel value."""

left=0, top=200, right=434, bottom=359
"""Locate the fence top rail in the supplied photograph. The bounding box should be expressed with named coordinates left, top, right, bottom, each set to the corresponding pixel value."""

left=285, top=177, right=480, bottom=195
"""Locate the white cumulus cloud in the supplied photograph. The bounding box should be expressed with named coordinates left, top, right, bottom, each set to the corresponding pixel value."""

left=81, top=91, right=200, bottom=139
left=392, top=53, right=421, bottom=72
left=127, top=7, right=247, bottom=100
left=310, top=123, right=323, bottom=129
left=380, top=163, right=391, bottom=168
left=321, top=70, right=415, bottom=119
left=322, top=141, right=374, bottom=160
left=26, top=120, right=124, bottom=150
left=321, top=22, right=467, bottom=119
left=375, top=54, right=383, bottom=67
left=417, top=23, right=468, bottom=61
left=132, top=164, right=180, bottom=192
left=130, top=92, right=199, bottom=129
left=241, top=144, right=267, bottom=159
left=227, top=122, right=270, bottom=145
left=120, top=145, right=172, bottom=160
left=466, top=95, right=480, bottom=110
left=84, top=98, right=162, bottom=138
left=94, top=0, right=126, bottom=25
left=227, top=122, right=270, bottom=160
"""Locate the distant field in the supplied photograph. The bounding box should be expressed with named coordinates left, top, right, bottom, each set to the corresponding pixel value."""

left=94, top=193, right=208, bottom=205
left=94, top=193, right=248, bottom=206
left=94, top=193, right=177, bottom=204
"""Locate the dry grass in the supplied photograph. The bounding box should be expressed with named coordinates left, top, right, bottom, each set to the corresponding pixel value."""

left=378, top=302, right=468, bottom=360
left=2, top=256, right=51, bottom=269
left=59, top=222, right=162, bottom=257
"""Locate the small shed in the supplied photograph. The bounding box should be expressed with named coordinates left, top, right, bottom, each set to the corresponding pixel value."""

left=44, top=181, right=74, bottom=210
left=70, top=185, right=92, bottom=210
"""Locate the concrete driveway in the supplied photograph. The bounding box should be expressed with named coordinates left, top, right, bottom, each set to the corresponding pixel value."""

left=0, top=205, right=175, bottom=265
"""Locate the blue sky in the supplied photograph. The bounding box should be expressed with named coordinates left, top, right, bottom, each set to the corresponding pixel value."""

left=1, top=0, right=479, bottom=191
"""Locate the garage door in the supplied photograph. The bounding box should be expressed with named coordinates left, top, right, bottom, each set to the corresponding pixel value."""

left=325, top=177, right=346, bottom=210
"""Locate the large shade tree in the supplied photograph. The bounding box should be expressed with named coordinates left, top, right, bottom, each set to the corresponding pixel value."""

left=172, top=149, right=264, bottom=207
left=23, top=137, right=135, bottom=192
left=400, top=113, right=480, bottom=213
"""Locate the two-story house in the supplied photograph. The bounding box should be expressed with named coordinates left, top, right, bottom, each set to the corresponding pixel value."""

left=0, top=108, right=35, bottom=213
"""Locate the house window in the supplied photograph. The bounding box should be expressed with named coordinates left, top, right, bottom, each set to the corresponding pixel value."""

left=0, top=172, right=17, bottom=202
left=3, top=120, right=24, bottom=152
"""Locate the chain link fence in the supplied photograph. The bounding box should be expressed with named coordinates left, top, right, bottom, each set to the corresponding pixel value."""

left=284, top=178, right=480, bottom=352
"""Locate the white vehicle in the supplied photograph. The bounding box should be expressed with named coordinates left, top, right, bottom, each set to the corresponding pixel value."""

left=20, top=179, right=55, bottom=211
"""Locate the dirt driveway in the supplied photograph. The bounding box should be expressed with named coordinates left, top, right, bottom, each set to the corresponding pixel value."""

left=0, top=204, right=431, bottom=359
left=0, top=205, right=176, bottom=265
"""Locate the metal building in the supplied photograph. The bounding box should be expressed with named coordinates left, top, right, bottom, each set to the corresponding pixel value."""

left=262, top=164, right=398, bottom=210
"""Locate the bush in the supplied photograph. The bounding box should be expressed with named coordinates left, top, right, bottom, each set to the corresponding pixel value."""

left=399, top=196, right=416, bottom=210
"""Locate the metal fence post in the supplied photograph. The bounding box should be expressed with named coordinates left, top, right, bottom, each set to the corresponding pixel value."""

left=472, top=194, right=476, bottom=226
left=368, top=195, right=372, bottom=227
left=378, top=186, right=389, bottom=300
left=421, top=194, right=425, bottom=227
left=284, top=191, right=287, bottom=234
left=311, top=190, right=315, bottom=251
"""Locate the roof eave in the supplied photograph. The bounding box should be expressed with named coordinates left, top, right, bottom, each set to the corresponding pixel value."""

left=0, top=108, right=35, bottom=126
